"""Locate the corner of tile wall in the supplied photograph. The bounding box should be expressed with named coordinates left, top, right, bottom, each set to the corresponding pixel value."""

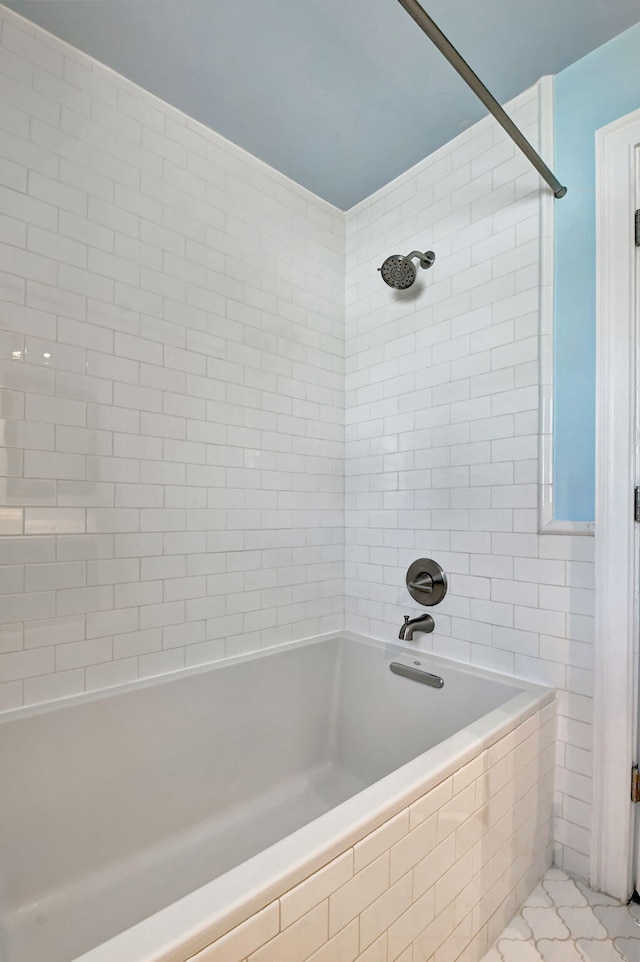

left=0, top=4, right=345, bottom=707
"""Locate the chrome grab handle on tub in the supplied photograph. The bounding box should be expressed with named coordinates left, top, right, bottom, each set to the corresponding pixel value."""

left=390, top=662, right=444, bottom=689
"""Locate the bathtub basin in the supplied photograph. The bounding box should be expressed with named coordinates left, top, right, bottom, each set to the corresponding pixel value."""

left=0, top=632, right=554, bottom=962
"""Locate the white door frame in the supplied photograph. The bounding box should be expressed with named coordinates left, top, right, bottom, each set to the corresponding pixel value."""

left=593, top=107, right=640, bottom=900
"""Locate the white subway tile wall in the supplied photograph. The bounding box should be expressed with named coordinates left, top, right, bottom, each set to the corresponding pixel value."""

left=344, top=85, right=594, bottom=878
left=0, top=7, right=345, bottom=704
left=0, top=9, right=595, bottom=880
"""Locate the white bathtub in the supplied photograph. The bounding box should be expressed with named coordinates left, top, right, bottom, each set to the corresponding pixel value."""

left=0, top=633, right=555, bottom=962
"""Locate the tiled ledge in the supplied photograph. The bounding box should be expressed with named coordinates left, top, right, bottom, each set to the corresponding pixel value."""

left=189, top=704, right=555, bottom=962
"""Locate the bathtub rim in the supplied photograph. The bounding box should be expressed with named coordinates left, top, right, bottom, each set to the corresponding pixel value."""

left=3, top=631, right=555, bottom=962
left=0, top=629, right=544, bottom=726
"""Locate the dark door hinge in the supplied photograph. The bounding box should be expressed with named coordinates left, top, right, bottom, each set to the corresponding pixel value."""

left=635, top=487, right=640, bottom=522
left=632, top=765, right=640, bottom=804
left=635, top=209, right=640, bottom=247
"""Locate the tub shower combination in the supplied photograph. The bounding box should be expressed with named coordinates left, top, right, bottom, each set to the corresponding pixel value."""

left=0, top=2, right=573, bottom=959
left=0, top=631, right=554, bottom=962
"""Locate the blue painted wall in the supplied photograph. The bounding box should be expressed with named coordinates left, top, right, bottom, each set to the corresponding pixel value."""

left=553, top=22, right=640, bottom=521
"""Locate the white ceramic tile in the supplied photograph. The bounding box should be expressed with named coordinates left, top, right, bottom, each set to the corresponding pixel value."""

left=250, top=902, right=328, bottom=962
left=359, top=872, right=412, bottom=951
left=481, top=872, right=639, bottom=962
left=354, top=810, right=409, bottom=873
left=0, top=645, right=54, bottom=682
left=0, top=679, right=23, bottom=710
left=304, top=920, right=359, bottom=962
left=390, top=812, right=438, bottom=883
left=521, top=908, right=571, bottom=941
left=24, top=668, right=85, bottom=705
left=328, top=854, right=390, bottom=938
left=387, top=885, right=436, bottom=960
left=281, top=852, right=353, bottom=929
left=192, top=902, right=280, bottom=962
left=590, top=907, right=640, bottom=940
left=497, top=940, right=544, bottom=962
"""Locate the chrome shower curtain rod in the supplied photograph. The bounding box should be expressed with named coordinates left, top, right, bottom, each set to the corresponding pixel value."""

left=397, top=0, right=567, bottom=198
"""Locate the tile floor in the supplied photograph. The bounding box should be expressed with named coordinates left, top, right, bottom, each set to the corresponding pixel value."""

left=480, top=869, right=640, bottom=962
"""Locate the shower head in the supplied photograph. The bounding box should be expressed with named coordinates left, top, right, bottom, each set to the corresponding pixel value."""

left=378, top=250, right=435, bottom=289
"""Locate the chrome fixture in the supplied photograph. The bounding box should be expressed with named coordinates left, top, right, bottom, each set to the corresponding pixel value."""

left=396, top=0, right=567, bottom=199
left=399, top=612, right=434, bottom=640
left=390, top=661, right=444, bottom=689
left=406, top=558, right=447, bottom=606
left=378, top=250, right=435, bottom=289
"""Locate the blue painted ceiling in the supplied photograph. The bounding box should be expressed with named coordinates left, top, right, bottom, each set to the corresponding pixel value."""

left=5, top=0, right=640, bottom=209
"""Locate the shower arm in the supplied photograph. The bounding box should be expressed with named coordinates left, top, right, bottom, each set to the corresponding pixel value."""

left=396, top=0, right=567, bottom=199
left=406, top=250, right=435, bottom=266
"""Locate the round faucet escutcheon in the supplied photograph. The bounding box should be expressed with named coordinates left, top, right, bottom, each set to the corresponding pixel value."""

left=405, top=559, right=447, bottom=607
